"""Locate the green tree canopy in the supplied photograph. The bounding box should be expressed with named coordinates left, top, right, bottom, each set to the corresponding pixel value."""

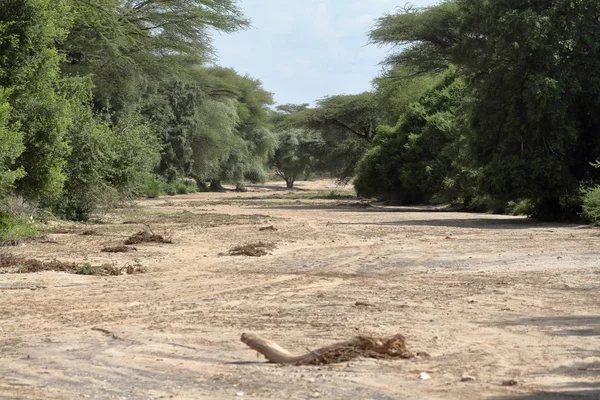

left=370, top=0, right=600, bottom=218
left=0, top=0, right=73, bottom=201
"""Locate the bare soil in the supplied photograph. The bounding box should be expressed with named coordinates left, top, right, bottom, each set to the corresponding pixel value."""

left=0, top=180, right=599, bottom=400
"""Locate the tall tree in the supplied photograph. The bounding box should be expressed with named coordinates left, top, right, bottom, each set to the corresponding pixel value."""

left=290, top=93, right=380, bottom=181
left=273, top=129, right=320, bottom=189
left=303, top=93, right=379, bottom=142
left=62, top=0, right=249, bottom=114
left=371, top=0, right=600, bottom=218
left=0, top=0, right=73, bottom=201
left=355, top=73, right=471, bottom=204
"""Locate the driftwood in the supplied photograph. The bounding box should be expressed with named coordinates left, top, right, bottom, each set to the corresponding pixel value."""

left=240, top=332, right=414, bottom=365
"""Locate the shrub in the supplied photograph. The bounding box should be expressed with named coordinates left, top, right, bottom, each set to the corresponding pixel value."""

left=507, top=199, right=535, bottom=216
left=163, top=183, right=177, bottom=196
left=175, top=181, right=188, bottom=194
left=467, top=195, right=507, bottom=214
left=582, top=186, right=600, bottom=225
left=141, top=176, right=162, bottom=198
left=0, top=212, right=38, bottom=244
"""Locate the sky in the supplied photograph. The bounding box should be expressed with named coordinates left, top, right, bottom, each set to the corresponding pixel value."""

left=211, top=0, right=440, bottom=106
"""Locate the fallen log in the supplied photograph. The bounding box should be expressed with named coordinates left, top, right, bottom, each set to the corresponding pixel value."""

left=240, top=332, right=414, bottom=365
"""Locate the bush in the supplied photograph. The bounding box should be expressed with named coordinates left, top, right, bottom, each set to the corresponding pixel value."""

left=140, top=176, right=162, bottom=198
left=582, top=186, right=600, bottom=225
left=163, top=183, right=177, bottom=196
left=507, top=199, right=535, bottom=216
left=0, top=212, right=38, bottom=244
left=175, top=181, right=188, bottom=194
left=467, top=195, right=507, bottom=214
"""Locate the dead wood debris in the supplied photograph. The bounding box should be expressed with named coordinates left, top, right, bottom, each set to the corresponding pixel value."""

left=0, top=254, right=145, bottom=275
left=102, top=245, right=137, bottom=253
left=354, top=301, right=375, bottom=307
left=259, top=225, right=278, bottom=231
left=241, top=332, right=414, bottom=365
left=124, top=230, right=172, bottom=245
left=228, top=241, right=276, bottom=257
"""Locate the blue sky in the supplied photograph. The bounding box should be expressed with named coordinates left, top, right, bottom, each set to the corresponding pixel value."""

left=212, top=0, right=440, bottom=106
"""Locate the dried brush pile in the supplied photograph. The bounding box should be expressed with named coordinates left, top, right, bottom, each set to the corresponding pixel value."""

left=241, top=333, right=414, bottom=365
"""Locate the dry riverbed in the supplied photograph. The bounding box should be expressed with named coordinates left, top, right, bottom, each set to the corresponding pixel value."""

left=0, top=180, right=599, bottom=399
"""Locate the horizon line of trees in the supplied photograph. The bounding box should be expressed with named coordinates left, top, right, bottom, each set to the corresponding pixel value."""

left=2, top=0, right=600, bottom=231
left=0, top=0, right=280, bottom=227
left=274, top=0, right=600, bottom=223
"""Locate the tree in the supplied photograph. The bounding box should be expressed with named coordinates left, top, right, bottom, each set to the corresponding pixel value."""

left=355, top=72, right=472, bottom=204
left=62, top=0, right=249, bottom=115
left=0, top=89, right=24, bottom=199
left=290, top=93, right=380, bottom=182
left=273, top=129, right=319, bottom=188
left=303, top=92, right=379, bottom=142
left=0, top=0, right=73, bottom=202
left=370, top=0, right=600, bottom=219
left=141, top=80, right=205, bottom=182
left=373, top=65, right=442, bottom=125
left=201, top=67, right=277, bottom=188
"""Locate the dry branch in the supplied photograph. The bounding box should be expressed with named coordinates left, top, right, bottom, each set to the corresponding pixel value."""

left=240, top=332, right=414, bottom=365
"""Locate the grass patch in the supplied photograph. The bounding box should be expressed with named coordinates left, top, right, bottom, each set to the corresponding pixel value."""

left=228, top=241, right=276, bottom=257
left=0, top=254, right=146, bottom=275
left=0, top=214, right=40, bottom=246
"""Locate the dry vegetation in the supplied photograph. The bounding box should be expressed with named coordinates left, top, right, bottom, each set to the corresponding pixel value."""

left=123, top=229, right=172, bottom=245
left=0, top=254, right=145, bottom=275
left=228, top=241, right=276, bottom=257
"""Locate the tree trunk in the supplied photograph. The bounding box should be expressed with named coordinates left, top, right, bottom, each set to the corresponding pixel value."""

left=240, top=332, right=413, bottom=365
left=285, top=178, right=294, bottom=188
left=210, top=179, right=225, bottom=192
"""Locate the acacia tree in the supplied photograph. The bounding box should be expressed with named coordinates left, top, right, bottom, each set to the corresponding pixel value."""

left=371, top=0, right=600, bottom=219
left=202, top=67, right=277, bottom=189
left=62, top=0, right=249, bottom=115
left=355, top=73, right=471, bottom=204
left=290, top=93, right=380, bottom=181
left=273, top=129, right=319, bottom=188
left=303, top=93, right=379, bottom=142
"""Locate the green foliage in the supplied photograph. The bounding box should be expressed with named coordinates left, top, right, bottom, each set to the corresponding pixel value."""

left=373, top=66, right=443, bottom=125
left=507, top=199, right=535, bottom=217
left=302, top=92, right=379, bottom=142
left=582, top=186, right=600, bottom=225
left=142, top=80, right=204, bottom=181
left=1, top=0, right=73, bottom=202
left=289, top=93, right=379, bottom=182
left=370, top=0, right=600, bottom=219
left=63, top=0, right=249, bottom=114
left=273, top=129, right=319, bottom=188
left=52, top=81, right=160, bottom=220
left=140, top=176, right=162, bottom=199
left=0, top=211, right=38, bottom=244
left=0, top=89, right=24, bottom=198
left=355, top=73, right=472, bottom=204
left=203, top=68, right=277, bottom=185
left=140, top=177, right=198, bottom=198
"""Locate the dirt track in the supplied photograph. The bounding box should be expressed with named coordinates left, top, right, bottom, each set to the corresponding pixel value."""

left=1, top=180, right=599, bottom=399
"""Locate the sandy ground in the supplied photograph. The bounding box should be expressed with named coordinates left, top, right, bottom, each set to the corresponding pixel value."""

left=0, top=180, right=599, bottom=400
